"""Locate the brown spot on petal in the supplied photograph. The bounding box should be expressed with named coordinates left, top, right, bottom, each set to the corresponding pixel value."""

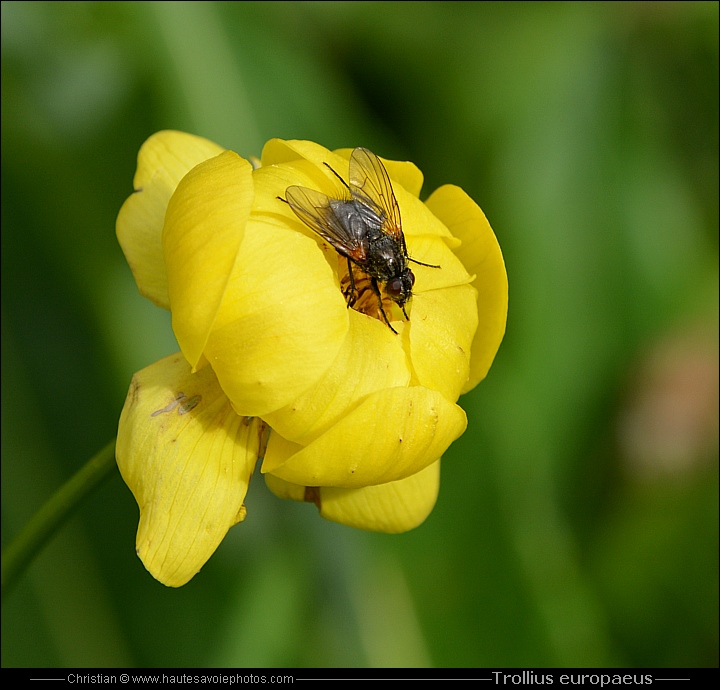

left=304, top=486, right=321, bottom=509
left=257, top=421, right=271, bottom=461
left=151, top=391, right=202, bottom=417
left=151, top=392, right=186, bottom=417
left=128, top=379, right=140, bottom=405
left=178, top=395, right=201, bottom=414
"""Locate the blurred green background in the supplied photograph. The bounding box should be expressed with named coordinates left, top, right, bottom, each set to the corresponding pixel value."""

left=2, top=1, right=718, bottom=668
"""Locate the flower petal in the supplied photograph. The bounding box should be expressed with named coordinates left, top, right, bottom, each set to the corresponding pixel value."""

left=425, top=185, right=508, bottom=392
left=319, top=460, right=440, bottom=532
left=261, top=139, right=349, bottom=178
left=409, top=284, right=479, bottom=402
left=262, top=387, right=466, bottom=489
left=116, top=131, right=224, bottom=309
left=399, top=188, right=459, bottom=245
left=164, top=151, right=254, bottom=370
left=264, top=460, right=440, bottom=533
left=262, top=309, right=411, bottom=445
left=116, top=352, right=259, bottom=587
left=203, top=214, right=349, bottom=417
left=264, top=472, right=307, bottom=503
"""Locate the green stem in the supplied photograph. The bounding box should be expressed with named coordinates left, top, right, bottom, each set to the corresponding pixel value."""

left=1, top=439, right=117, bottom=601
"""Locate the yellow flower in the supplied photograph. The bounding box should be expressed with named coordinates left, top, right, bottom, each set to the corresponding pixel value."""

left=116, top=131, right=507, bottom=587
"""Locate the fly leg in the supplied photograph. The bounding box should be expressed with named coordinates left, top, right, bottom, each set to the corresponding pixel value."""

left=370, top=277, right=398, bottom=334
left=344, top=257, right=359, bottom=308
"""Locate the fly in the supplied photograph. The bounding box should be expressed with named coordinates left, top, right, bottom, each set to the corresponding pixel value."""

left=279, top=147, right=439, bottom=333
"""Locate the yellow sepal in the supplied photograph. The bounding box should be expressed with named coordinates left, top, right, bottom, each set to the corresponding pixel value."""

left=264, top=461, right=441, bottom=534
left=262, top=309, right=410, bottom=445
left=116, top=131, right=224, bottom=309
left=425, top=185, right=508, bottom=392
left=164, top=151, right=254, bottom=370
left=116, top=352, right=259, bottom=587
left=262, top=387, right=466, bottom=489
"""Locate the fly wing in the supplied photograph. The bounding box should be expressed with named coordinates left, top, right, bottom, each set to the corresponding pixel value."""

left=348, top=147, right=403, bottom=242
left=284, top=185, right=366, bottom=261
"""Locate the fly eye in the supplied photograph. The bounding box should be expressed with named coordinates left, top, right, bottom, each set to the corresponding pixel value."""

left=407, top=270, right=415, bottom=288
left=386, top=278, right=404, bottom=298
